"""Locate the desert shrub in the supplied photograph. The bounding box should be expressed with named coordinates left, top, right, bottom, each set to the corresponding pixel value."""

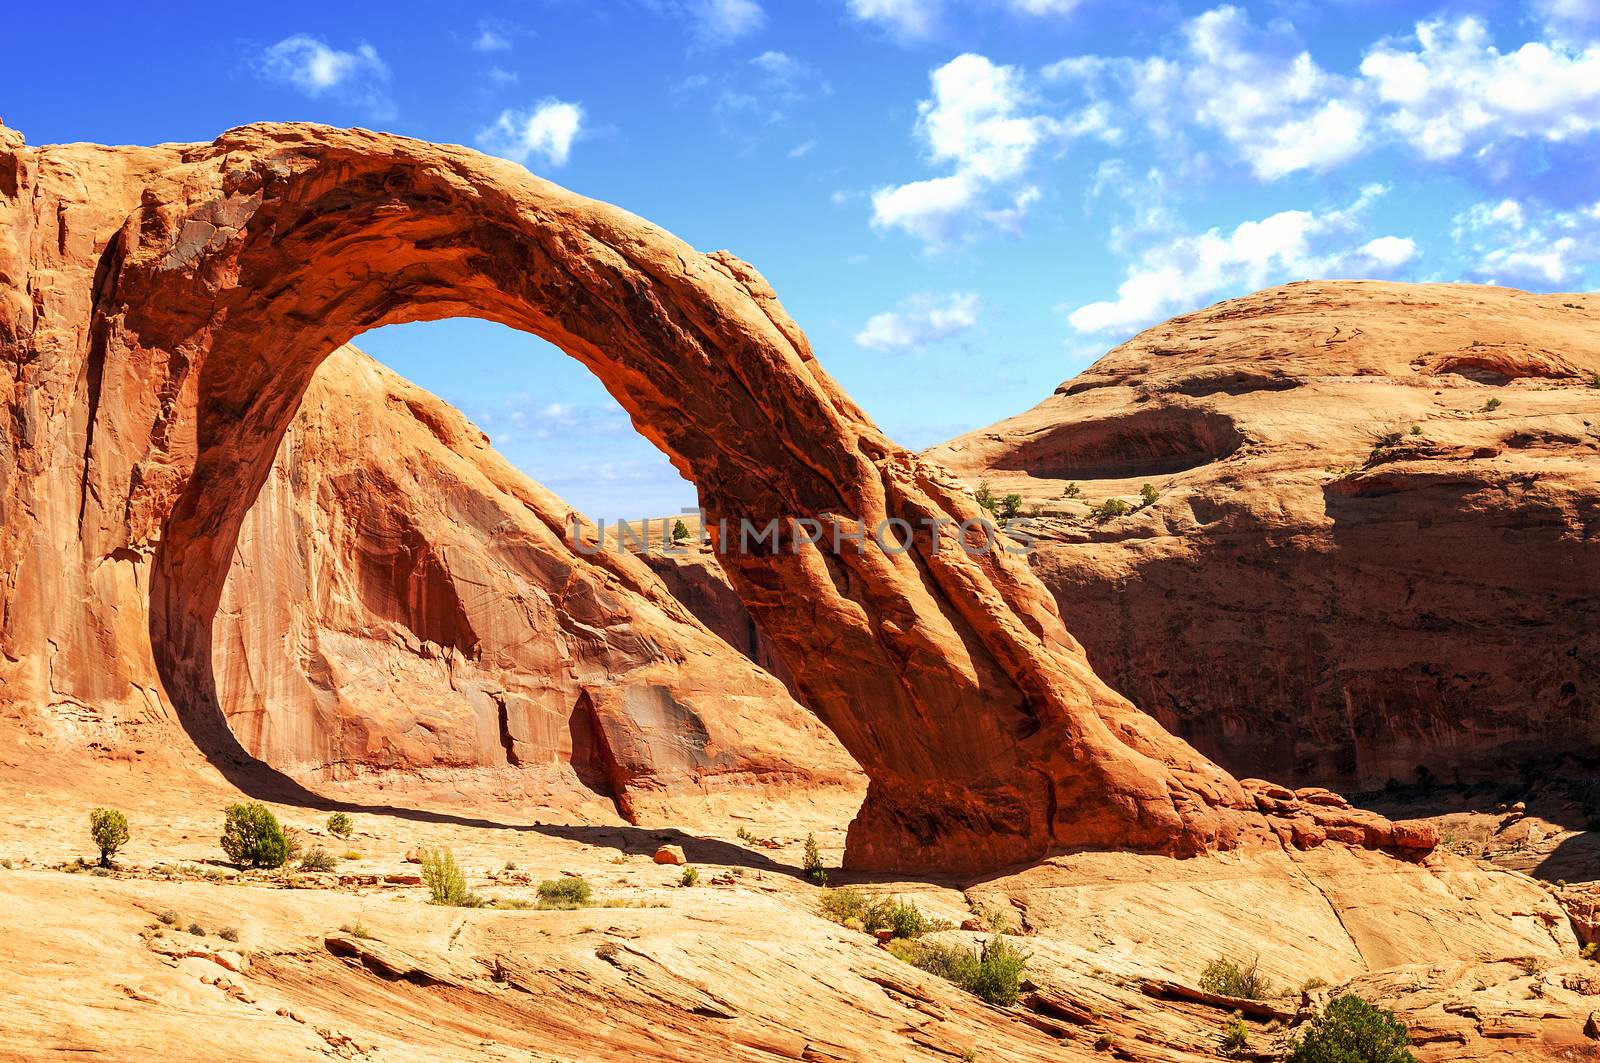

left=820, top=887, right=869, bottom=924
left=536, top=876, right=593, bottom=909
left=89, top=808, right=130, bottom=867
left=998, top=493, right=1023, bottom=520
left=326, top=813, right=354, bottom=839
left=1220, top=1014, right=1250, bottom=1053
left=894, top=936, right=1030, bottom=1006
left=422, top=848, right=478, bottom=906
left=1589, top=371, right=1600, bottom=389
left=735, top=826, right=756, bottom=844
left=220, top=803, right=290, bottom=869
left=975, top=481, right=998, bottom=514
left=218, top=926, right=240, bottom=942
left=300, top=846, right=337, bottom=872
left=1138, top=483, right=1159, bottom=508
left=672, top=519, right=691, bottom=543
left=1200, top=956, right=1272, bottom=1000
left=1062, top=482, right=1081, bottom=498
left=803, top=833, right=828, bottom=886
left=1287, top=994, right=1415, bottom=1063
left=339, top=922, right=373, bottom=939
left=1090, top=498, right=1130, bottom=522
left=343, top=850, right=362, bottom=861
left=187, top=922, right=206, bottom=937
left=882, top=898, right=934, bottom=938
left=158, top=909, right=180, bottom=926
left=680, top=866, right=700, bottom=887
left=1483, top=397, right=1502, bottom=411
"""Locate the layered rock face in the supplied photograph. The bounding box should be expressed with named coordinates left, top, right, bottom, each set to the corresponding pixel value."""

left=930, top=281, right=1600, bottom=790
left=0, top=122, right=1423, bottom=872
left=215, top=344, right=854, bottom=815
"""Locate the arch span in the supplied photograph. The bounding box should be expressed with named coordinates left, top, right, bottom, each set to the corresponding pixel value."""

left=0, top=123, right=1429, bottom=873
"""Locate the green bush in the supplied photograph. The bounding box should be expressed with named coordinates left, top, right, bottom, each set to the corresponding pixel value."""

left=1220, top=1014, right=1249, bottom=1053
left=422, top=848, right=479, bottom=906
left=1091, top=498, right=1130, bottom=522
left=803, top=833, right=827, bottom=886
left=1287, top=994, right=1416, bottom=1063
left=536, top=876, right=593, bottom=909
left=1062, top=482, right=1081, bottom=499
left=220, top=803, right=290, bottom=869
left=1482, top=397, right=1502, bottom=412
left=819, top=889, right=939, bottom=938
left=1138, top=483, right=1159, bottom=508
left=300, top=846, right=337, bottom=872
left=998, top=493, right=1023, bottom=520
left=735, top=826, right=756, bottom=844
left=1199, top=956, right=1272, bottom=1000
left=89, top=808, right=130, bottom=867
left=975, top=481, right=998, bottom=514
left=672, top=519, right=691, bottom=543
left=680, top=866, right=700, bottom=887
left=326, top=813, right=354, bottom=839
left=893, top=936, right=1030, bottom=1006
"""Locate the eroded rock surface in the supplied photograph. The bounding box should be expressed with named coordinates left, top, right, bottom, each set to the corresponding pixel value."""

left=930, top=281, right=1600, bottom=791
left=0, top=122, right=1420, bottom=871
left=216, top=345, right=855, bottom=817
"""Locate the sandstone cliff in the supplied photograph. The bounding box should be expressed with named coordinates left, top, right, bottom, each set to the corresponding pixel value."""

left=215, top=344, right=856, bottom=816
left=929, top=281, right=1600, bottom=789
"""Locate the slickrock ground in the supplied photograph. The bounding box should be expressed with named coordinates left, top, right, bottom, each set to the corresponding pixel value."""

left=928, top=281, right=1600, bottom=791
left=1, top=752, right=1594, bottom=1063
left=216, top=343, right=857, bottom=821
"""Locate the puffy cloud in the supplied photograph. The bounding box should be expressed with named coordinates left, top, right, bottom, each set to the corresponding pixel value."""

left=1535, top=0, right=1600, bottom=42
left=846, top=0, right=939, bottom=40
left=256, top=35, right=393, bottom=118
left=688, top=0, right=766, bottom=45
left=1360, top=16, right=1600, bottom=161
left=478, top=99, right=585, bottom=168
left=1068, top=186, right=1416, bottom=335
left=855, top=292, right=980, bottom=350
left=1452, top=197, right=1600, bottom=288
left=871, top=54, right=1097, bottom=245
left=471, top=19, right=515, bottom=52
left=1050, top=6, right=1367, bottom=180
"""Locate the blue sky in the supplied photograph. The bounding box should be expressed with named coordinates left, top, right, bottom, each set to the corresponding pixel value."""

left=11, top=0, right=1600, bottom=516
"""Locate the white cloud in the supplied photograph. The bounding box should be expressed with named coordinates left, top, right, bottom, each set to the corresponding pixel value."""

left=1360, top=16, right=1600, bottom=161
left=478, top=99, right=585, bottom=168
left=688, top=0, right=766, bottom=45
left=1535, top=0, right=1600, bottom=42
left=472, top=19, right=514, bottom=52
left=1008, top=0, right=1084, bottom=14
left=1068, top=186, right=1415, bottom=335
left=846, top=0, right=939, bottom=40
left=787, top=139, right=817, bottom=158
left=1452, top=197, right=1600, bottom=288
left=1050, top=7, right=1368, bottom=180
left=256, top=35, right=393, bottom=118
left=855, top=292, right=980, bottom=351
left=871, top=54, right=1092, bottom=245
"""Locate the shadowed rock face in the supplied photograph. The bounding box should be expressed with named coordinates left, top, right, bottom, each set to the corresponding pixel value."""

left=930, top=281, right=1600, bottom=791
left=0, top=123, right=1424, bottom=872
left=216, top=345, right=856, bottom=816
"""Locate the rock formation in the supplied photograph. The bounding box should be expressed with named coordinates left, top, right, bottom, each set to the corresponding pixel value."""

left=216, top=344, right=855, bottom=817
left=0, top=122, right=1424, bottom=872
left=929, top=281, right=1600, bottom=790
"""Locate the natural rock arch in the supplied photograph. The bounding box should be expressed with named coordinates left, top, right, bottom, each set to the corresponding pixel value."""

left=0, top=123, right=1428, bottom=872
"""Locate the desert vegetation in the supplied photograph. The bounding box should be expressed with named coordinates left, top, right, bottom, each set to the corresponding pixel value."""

left=88, top=808, right=129, bottom=867
left=1287, top=994, right=1415, bottom=1062
left=1199, top=955, right=1272, bottom=1000
left=890, top=935, right=1030, bottom=1007
left=220, top=803, right=290, bottom=869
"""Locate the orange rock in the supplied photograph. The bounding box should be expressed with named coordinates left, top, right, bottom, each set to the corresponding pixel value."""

left=0, top=123, right=1418, bottom=873
left=653, top=845, right=686, bottom=865
left=929, top=280, right=1600, bottom=792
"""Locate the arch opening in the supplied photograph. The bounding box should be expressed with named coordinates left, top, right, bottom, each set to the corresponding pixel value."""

left=70, top=123, right=1276, bottom=873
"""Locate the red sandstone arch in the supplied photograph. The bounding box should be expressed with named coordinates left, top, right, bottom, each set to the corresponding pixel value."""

left=0, top=123, right=1429, bottom=873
